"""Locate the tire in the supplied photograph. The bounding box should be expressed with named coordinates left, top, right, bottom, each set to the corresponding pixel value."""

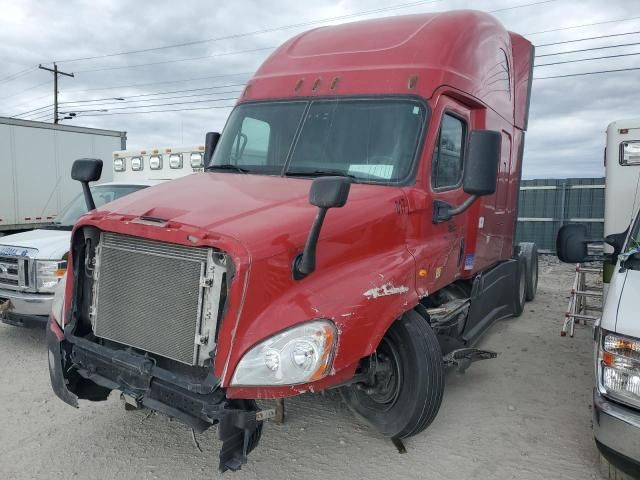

left=341, top=310, right=444, bottom=439
left=519, top=242, right=539, bottom=301
left=599, top=453, right=636, bottom=480
left=513, top=255, right=527, bottom=317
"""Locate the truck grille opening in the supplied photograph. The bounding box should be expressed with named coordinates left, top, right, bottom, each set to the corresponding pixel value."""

left=92, top=233, right=225, bottom=366
left=0, top=256, right=28, bottom=289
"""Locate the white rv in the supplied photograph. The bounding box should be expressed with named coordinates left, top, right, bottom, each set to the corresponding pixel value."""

left=604, top=119, right=640, bottom=243
left=0, top=145, right=204, bottom=327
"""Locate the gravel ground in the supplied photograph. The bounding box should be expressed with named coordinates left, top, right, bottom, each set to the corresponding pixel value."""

left=0, top=258, right=602, bottom=480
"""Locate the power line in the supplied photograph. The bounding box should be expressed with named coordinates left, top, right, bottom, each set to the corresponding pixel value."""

left=525, top=15, right=640, bottom=36
left=536, top=41, right=640, bottom=57
left=536, top=30, right=640, bottom=47
left=54, top=0, right=555, bottom=65
left=534, top=66, right=640, bottom=79
left=62, top=71, right=253, bottom=94
left=60, top=89, right=243, bottom=110
left=70, top=104, right=236, bottom=117
left=62, top=96, right=240, bottom=114
left=0, top=66, right=38, bottom=85
left=535, top=51, right=640, bottom=67
left=54, top=0, right=447, bottom=64
left=75, top=47, right=275, bottom=74
left=59, top=83, right=247, bottom=105
left=0, top=79, right=51, bottom=101
left=13, top=103, right=54, bottom=118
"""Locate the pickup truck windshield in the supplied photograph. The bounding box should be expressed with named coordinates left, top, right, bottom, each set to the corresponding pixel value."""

left=53, top=185, right=147, bottom=228
left=210, top=98, right=426, bottom=184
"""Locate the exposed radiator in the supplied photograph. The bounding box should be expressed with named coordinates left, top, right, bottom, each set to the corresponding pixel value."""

left=92, top=232, right=225, bottom=366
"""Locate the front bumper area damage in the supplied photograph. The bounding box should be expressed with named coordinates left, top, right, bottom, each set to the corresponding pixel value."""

left=47, top=322, right=263, bottom=472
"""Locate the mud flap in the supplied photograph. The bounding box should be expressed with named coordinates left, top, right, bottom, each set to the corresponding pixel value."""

left=218, top=400, right=263, bottom=473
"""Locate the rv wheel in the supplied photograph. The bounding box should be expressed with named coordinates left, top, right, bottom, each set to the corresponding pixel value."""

left=341, top=310, right=444, bottom=439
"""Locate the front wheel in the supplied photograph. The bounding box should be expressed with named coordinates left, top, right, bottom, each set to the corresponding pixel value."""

left=341, top=310, right=444, bottom=439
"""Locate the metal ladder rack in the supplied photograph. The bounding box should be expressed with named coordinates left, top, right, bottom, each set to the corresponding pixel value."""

left=561, top=263, right=603, bottom=337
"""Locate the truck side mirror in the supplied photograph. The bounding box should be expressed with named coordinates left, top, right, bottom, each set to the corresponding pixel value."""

left=556, top=224, right=589, bottom=263
left=71, top=158, right=103, bottom=211
left=433, top=130, right=501, bottom=223
left=605, top=228, right=628, bottom=257
left=463, top=130, right=501, bottom=196
left=204, top=131, right=221, bottom=167
left=293, top=176, right=351, bottom=279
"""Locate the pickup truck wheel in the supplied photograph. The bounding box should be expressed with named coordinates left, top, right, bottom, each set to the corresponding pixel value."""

left=341, top=310, right=444, bottom=439
left=514, top=255, right=527, bottom=317
left=519, top=242, right=538, bottom=301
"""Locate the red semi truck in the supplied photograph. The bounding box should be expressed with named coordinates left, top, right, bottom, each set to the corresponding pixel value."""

left=48, top=10, right=536, bottom=472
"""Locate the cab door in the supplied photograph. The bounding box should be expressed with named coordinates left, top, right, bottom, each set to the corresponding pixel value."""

left=420, top=97, right=472, bottom=293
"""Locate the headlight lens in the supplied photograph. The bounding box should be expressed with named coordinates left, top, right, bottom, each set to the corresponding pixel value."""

left=113, top=158, right=125, bottom=172
left=231, top=320, right=336, bottom=386
left=131, top=156, right=143, bottom=171
left=599, top=331, right=640, bottom=407
left=149, top=154, right=162, bottom=170
left=169, top=153, right=183, bottom=169
left=50, top=272, right=66, bottom=327
left=36, top=260, right=67, bottom=292
left=190, top=152, right=203, bottom=168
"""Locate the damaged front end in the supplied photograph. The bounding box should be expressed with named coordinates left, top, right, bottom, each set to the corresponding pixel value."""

left=47, top=320, right=263, bottom=472
left=47, top=226, right=264, bottom=472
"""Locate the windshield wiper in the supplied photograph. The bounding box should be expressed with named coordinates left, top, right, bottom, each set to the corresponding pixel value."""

left=42, top=223, right=73, bottom=231
left=205, top=164, right=250, bottom=174
left=285, top=169, right=357, bottom=180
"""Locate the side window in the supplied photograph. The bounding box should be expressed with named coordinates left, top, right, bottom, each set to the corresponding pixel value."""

left=620, top=140, right=640, bottom=165
left=232, top=117, right=271, bottom=165
left=431, top=114, right=466, bottom=189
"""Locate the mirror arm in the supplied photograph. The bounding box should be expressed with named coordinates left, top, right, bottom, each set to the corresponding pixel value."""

left=433, top=195, right=477, bottom=223
left=81, top=182, right=96, bottom=211
left=293, top=207, right=328, bottom=280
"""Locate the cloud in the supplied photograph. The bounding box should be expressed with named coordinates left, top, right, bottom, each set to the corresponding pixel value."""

left=0, top=0, right=637, bottom=179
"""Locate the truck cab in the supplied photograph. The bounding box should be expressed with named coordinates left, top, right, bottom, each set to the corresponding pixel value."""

left=0, top=145, right=203, bottom=327
left=47, top=11, right=536, bottom=472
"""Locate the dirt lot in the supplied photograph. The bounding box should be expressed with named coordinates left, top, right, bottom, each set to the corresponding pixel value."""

left=0, top=258, right=602, bottom=479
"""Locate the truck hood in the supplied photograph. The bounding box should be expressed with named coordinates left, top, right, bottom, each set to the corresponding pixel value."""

left=616, top=269, right=640, bottom=339
left=95, top=172, right=406, bottom=259
left=0, top=229, right=70, bottom=259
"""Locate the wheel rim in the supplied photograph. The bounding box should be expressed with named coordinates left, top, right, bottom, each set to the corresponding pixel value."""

left=364, top=336, right=403, bottom=409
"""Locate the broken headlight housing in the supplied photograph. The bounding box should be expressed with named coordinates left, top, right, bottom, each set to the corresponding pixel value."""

left=36, top=260, right=67, bottom=292
left=231, top=320, right=336, bottom=386
left=598, top=330, right=640, bottom=408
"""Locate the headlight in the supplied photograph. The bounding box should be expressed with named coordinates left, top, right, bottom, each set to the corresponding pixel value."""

left=131, top=156, right=143, bottom=171
left=190, top=152, right=203, bottom=168
left=231, top=320, right=336, bottom=386
left=36, top=260, right=67, bottom=293
left=149, top=154, right=162, bottom=170
left=51, top=272, right=67, bottom=327
left=169, top=153, right=183, bottom=169
left=113, top=158, right=126, bottom=172
left=599, top=331, right=640, bottom=407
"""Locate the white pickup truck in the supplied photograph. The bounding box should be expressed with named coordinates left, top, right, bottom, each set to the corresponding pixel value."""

left=558, top=219, right=640, bottom=478
left=0, top=144, right=206, bottom=327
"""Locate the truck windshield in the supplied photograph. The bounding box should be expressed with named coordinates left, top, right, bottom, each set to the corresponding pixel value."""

left=210, top=98, right=426, bottom=184
left=53, top=185, right=147, bottom=228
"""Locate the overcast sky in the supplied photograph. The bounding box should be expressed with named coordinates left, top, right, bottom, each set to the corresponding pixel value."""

left=1, top=0, right=638, bottom=179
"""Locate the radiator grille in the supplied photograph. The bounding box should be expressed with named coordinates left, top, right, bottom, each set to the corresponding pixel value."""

left=93, top=233, right=211, bottom=365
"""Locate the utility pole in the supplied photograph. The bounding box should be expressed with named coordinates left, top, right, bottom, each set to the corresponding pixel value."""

left=38, top=63, right=74, bottom=124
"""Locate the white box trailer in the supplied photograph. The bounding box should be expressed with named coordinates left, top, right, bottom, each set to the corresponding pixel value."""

left=0, top=116, right=125, bottom=232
